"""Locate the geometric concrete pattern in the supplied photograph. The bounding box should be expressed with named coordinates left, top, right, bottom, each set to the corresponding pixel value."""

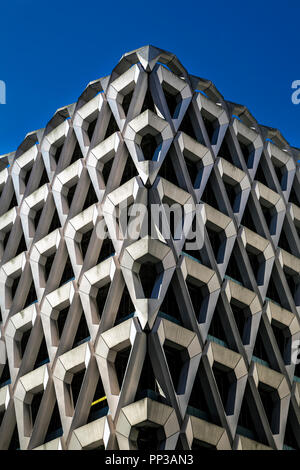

left=0, top=45, right=300, bottom=450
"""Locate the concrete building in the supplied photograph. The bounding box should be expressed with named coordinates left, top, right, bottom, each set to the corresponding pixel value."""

left=0, top=45, right=300, bottom=450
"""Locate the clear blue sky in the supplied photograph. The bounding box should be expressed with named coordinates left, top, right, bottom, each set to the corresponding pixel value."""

left=0, top=0, right=299, bottom=154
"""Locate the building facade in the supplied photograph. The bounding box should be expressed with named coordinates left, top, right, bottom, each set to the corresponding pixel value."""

left=0, top=46, right=300, bottom=450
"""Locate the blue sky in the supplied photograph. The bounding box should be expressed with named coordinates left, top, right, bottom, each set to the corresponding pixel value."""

left=0, top=0, right=299, bottom=154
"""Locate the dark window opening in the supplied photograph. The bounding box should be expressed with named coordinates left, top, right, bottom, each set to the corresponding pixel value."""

left=260, top=204, right=272, bottom=229
left=57, top=307, right=69, bottom=338
left=208, top=306, right=228, bottom=345
left=186, top=279, right=205, bottom=317
left=175, top=437, right=184, bottom=450
left=39, top=166, right=49, bottom=187
left=273, top=164, right=283, bottom=187
left=24, top=168, right=32, bottom=188
left=239, top=141, right=251, bottom=165
left=135, top=424, right=164, bottom=451
left=80, top=229, right=92, bottom=260
left=212, top=365, right=231, bottom=411
left=206, top=225, right=221, bottom=260
left=188, top=368, right=221, bottom=425
left=72, top=312, right=90, bottom=347
left=223, top=181, right=237, bottom=208
left=96, top=283, right=110, bottom=318
left=31, top=391, right=43, bottom=427
left=241, top=203, right=257, bottom=232
left=141, top=88, right=156, bottom=113
left=104, top=113, right=119, bottom=140
left=278, top=225, right=292, bottom=253
left=218, top=137, right=236, bottom=166
left=289, top=184, right=300, bottom=206
left=200, top=176, right=219, bottom=210
left=34, top=206, right=43, bottom=231
left=139, top=262, right=158, bottom=298
left=60, top=256, right=74, bottom=286
left=8, top=191, right=18, bottom=210
left=185, top=158, right=199, bottom=187
left=44, top=251, right=56, bottom=281
left=225, top=244, right=244, bottom=285
left=44, top=402, right=63, bottom=443
left=266, top=271, right=282, bottom=305
left=122, top=90, right=134, bottom=115
left=202, top=115, right=216, bottom=143
left=66, top=184, right=77, bottom=208
left=11, top=276, right=20, bottom=300
left=140, top=134, right=159, bottom=160
left=8, top=425, right=20, bottom=450
left=178, top=111, right=198, bottom=141
left=257, top=384, right=277, bottom=433
left=159, top=283, right=183, bottom=325
left=87, top=118, right=97, bottom=141
left=162, top=84, right=179, bottom=117
left=271, top=321, right=289, bottom=361
left=284, top=271, right=297, bottom=299
left=48, top=209, right=61, bottom=234
left=90, top=444, right=105, bottom=450
left=231, top=303, right=247, bottom=343
left=70, top=141, right=83, bottom=165
left=295, top=224, right=300, bottom=244
left=237, top=384, right=260, bottom=442
left=15, top=232, right=27, bottom=256
left=87, top=376, right=107, bottom=423
left=192, top=439, right=215, bottom=450
left=54, top=144, right=63, bottom=164
left=163, top=343, right=185, bottom=393
left=0, top=409, right=5, bottom=430
left=115, top=284, right=135, bottom=324
left=120, top=156, right=138, bottom=186
left=255, top=162, right=268, bottom=187
left=0, top=361, right=10, bottom=386
left=158, top=151, right=179, bottom=186
left=34, top=336, right=49, bottom=369
left=82, top=183, right=98, bottom=211
left=246, top=249, right=260, bottom=280
left=2, top=230, right=10, bottom=253
left=24, top=282, right=37, bottom=309
left=115, top=347, right=131, bottom=390
left=134, top=354, right=164, bottom=402
left=253, top=329, right=270, bottom=364
left=102, top=158, right=114, bottom=186
left=182, top=240, right=203, bottom=265
left=0, top=411, right=5, bottom=432
left=20, top=328, right=31, bottom=358
left=97, top=237, right=115, bottom=264
left=284, top=410, right=300, bottom=449
left=71, top=369, right=86, bottom=408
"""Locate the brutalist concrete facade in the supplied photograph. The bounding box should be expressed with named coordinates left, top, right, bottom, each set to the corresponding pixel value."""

left=0, top=45, right=300, bottom=450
